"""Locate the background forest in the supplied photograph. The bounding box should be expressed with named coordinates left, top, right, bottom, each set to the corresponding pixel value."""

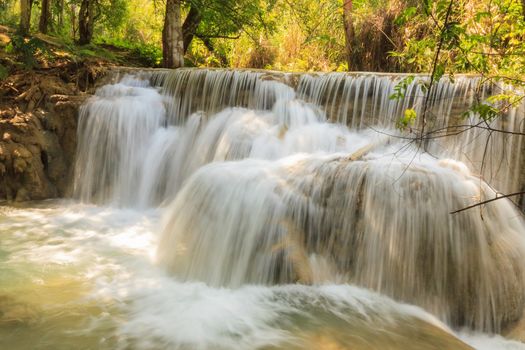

left=0, top=0, right=523, bottom=76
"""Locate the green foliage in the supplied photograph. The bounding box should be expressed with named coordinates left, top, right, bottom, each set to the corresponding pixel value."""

left=465, top=93, right=525, bottom=121
left=227, top=0, right=346, bottom=71
left=394, top=0, right=525, bottom=76
left=392, top=0, right=525, bottom=126
left=0, top=0, right=17, bottom=26
left=432, top=63, right=445, bottom=83
left=394, top=6, right=417, bottom=26
left=96, top=38, right=162, bottom=66
left=130, top=43, right=162, bottom=67
left=486, top=93, right=524, bottom=107
left=185, top=0, right=283, bottom=69
left=396, top=108, right=417, bottom=130
left=465, top=103, right=500, bottom=121
left=73, top=44, right=118, bottom=62
left=98, top=0, right=129, bottom=31
left=65, top=0, right=130, bottom=36
left=0, top=0, right=523, bottom=75
left=5, top=34, right=50, bottom=68
left=188, top=0, right=277, bottom=38
left=390, top=76, right=415, bottom=100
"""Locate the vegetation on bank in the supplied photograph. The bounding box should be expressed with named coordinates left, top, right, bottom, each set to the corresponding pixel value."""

left=0, top=1, right=521, bottom=73
left=0, top=25, right=161, bottom=74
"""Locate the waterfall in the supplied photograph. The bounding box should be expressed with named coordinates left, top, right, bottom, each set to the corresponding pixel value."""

left=157, top=154, right=525, bottom=332
left=79, top=69, right=525, bottom=203
left=74, top=68, right=525, bottom=334
left=74, top=76, right=167, bottom=205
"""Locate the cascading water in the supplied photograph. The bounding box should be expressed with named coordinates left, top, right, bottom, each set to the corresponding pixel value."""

left=81, top=69, right=525, bottom=204
left=157, top=154, right=525, bottom=332
left=74, top=76, right=167, bottom=205
left=4, top=68, right=525, bottom=349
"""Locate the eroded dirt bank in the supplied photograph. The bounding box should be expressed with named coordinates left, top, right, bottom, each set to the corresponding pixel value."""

left=0, top=25, right=119, bottom=201
left=0, top=65, right=109, bottom=201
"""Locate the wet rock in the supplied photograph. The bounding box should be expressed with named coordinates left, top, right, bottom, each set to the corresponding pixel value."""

left=260, top=72, right=292, bottom=86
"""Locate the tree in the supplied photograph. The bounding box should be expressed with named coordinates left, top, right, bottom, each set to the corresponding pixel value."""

left=79, top=0, right=128, bottom=44
left=39, top=0, right=51, bottom=34
left=78, top=0, right=96, bottom=44
left=180, top=0, right=276, bottom=66
left=19, top=0, right=33, bottom=35
left=162, top=0, right=184, bottom=68
left=57, top=0, right=65, bottom=28
left=342, top=0, right=354, bottom=70
left=182, top=4, right=201, bottom=53
left=70, top=3, right=78, bottom=39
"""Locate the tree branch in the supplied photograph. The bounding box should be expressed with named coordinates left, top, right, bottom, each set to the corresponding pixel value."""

left=451, top=191, right=525, bottom=214
left=419, top=0, right=454, bottom=147
left=196, top=33, right=240, bottom=39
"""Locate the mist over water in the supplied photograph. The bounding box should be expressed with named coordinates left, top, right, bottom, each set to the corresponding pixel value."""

left=3, top=69, right=525, bottom=349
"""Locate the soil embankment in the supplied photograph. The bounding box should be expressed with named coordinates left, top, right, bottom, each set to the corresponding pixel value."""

left=0, top=25, right=137, bottom=201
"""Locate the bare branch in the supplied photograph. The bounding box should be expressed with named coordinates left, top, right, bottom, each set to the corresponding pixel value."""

left=451, top=191, right=525, bottom=214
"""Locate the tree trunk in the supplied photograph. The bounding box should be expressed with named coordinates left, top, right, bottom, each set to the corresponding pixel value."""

left=70, top=4, right=77, bottom=38
left=162, top=0, right=184, bottom=68
left=376, top=9, right=397, bottom=72
left=522, top=0, right=525, bottom=22
left=342, top=0, right=355, bottom=71
left=78, top=0, right=95, bottom=45
left=19, top=0, right=32, bottom=35
left=39, top=0, right=51, bottom=34
left=58, top=0, right=64, bottom=28
left=182, top=5, right=202, bottom=53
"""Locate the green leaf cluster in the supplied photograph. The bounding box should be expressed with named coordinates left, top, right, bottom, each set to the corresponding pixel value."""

left=396, top=108, right=417, bottom=130
left=392, top=0, right=525, bottom=123
left=5, top=34, right=50, bottom=68
left=390, top=76, right=415, bottom=100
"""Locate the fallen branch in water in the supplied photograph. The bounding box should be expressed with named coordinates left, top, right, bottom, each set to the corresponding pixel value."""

left=450, top=191, right=525, bottom=214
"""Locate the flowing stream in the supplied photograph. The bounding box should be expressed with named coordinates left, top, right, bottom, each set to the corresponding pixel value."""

left=2, top=69, right=525, bottom=349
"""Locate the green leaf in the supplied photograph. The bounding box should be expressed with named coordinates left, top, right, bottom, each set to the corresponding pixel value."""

left=404, top=108, right=417, bottom=122
left=394, top=7, right=417, bottom=26
left=432, top=63, right=445, bottom=82
left=469, top=103, right=500, bottom=121
left=422, top=0, right=432, bottom=16
left=389, top=75, right=415, bottom=100
left=396, top=108, right=418, bottom=130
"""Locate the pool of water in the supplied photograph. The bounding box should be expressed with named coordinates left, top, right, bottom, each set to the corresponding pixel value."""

left=1, top=201, right=524, bottom=350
